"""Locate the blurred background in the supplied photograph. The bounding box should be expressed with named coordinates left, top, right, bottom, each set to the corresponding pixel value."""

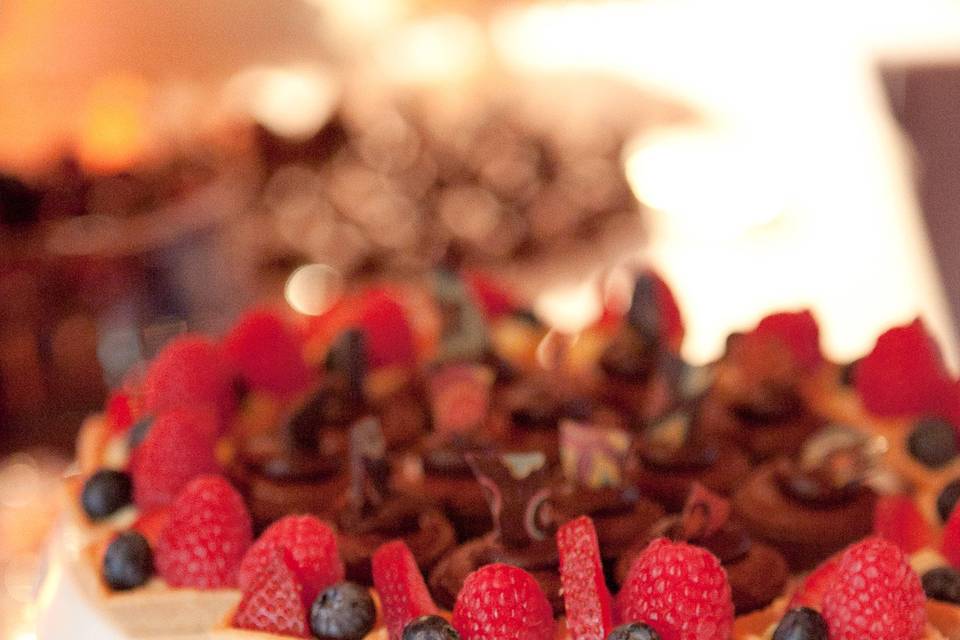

left=2, top=0, right=960, bottom=636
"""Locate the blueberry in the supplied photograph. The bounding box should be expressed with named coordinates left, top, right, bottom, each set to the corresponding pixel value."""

left=310, top=582, right=376, bottom=640
left=606, top=623, right=661, bottom=640
left=102, top=531, right=153, bottom=591
left=81, top=469, right=132, bottom=520
left=923, top=567, right=960, bottom=604
left=938, top=479, right=960, bottom=522
left=127, top=416, right=154, bottom=451
left=402, top=616, right=461, bottom=640
left=772, top=607, right=828, bottom=640
left=908, top=417, right=958, bottom=468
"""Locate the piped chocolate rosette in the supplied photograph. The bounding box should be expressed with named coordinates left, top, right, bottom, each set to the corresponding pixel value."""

left=428, top=451, right=565, bottom=614
left=334, top=416, right=455, bottom=584
left=733, top=424, right=883, bottom=571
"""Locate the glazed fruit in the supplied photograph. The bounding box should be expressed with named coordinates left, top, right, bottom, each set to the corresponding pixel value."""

left=102, top=531, right=154, bottom=591
left=772, top=607, right=828, bottom=640
left=238, top=515, right=344, bottom=605
left=233, top=549, right=310, bottom=638
left=451, top=563, right=554, bottom=640
left=821, top=537, right=926, bottom=640
left=309, top=581, right=376, bottom=640
left=372, top=540, right=438, bottom=640
left=617, top=538, right=733, bottom=640
left=81, top=469, right=132, bottom=520
left=922, top=567, right=960, bottom=604
left=155, top=475, right=252, bottom=589
left=557, top=515, right=615, bottom=640
left=907, top=417, right=958, bottom=468
left=606, top=623, right=661, bottom=640
left=128, top=408, right=219, bottom=509
left=402, top=615, right=461, bottom=640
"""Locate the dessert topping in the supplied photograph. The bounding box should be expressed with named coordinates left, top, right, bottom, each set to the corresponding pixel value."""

left=772, top=607, right=829, bottom=640
left=557, top=516, right=616, bottom=640
left=402, top=615, right=461, bottom=640
left=102, top=531, right=154, bottom=591
left=81, top=469, right=132, bottom=520
left=372, top=540, right=439, bottom=640
left=907, top=416, right=959, bottom=469
left=428, top=364, right=494, bottom=435
left=233, top=548, right=311, bottom=638
left=451, top=563, right=555, bottom=640
left=309, top=581, right=377, bottom=640
left=606, top=623, right=662, bottom=640
left=922, top=567, right=960, bottom=605
left=560, top=417, right=632, bottom=489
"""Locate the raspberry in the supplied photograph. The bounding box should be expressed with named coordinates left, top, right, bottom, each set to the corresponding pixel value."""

left=942, top=499, right=960, bottom=568
left=105, top=391, right=137, bottom=435
left=223, top=309, right=312, bottom=397
left=142, top=335, right=236, bottom=430
left=232, top=548, right=310, bottom=638
left=754, top=310, right=822, bottom=372
left=855, top=319, right=953, bottom=418
left=557, top=516, right=615, bottom=640
left=371, top=540, right=438, bottom=640
left=875, top=494, right=933, bottom=555
left=466, top=272, right=515, bottom=320
left=617, top=538, right=733, bottom=640
left=451, top=563, right=555, bottom=640
left=822, top=537, right=926, bottom=640
left=788, top=553, right=841, bottom=610
left=128, top=408, right=219, bottom=510
left=131, top=507, right=170, bottom=548
left=358, top=290, right=416, bottom=369
left=238, top=515, right=344, bottom=605
left=155, top=475, right=252, bottom=589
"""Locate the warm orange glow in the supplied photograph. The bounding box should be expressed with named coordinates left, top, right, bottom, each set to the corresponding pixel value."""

left=76, top=74, right=150, bottom=173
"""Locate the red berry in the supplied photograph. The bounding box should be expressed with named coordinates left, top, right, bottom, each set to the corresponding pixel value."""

left=557, top=516, right=615, bottom=640
left=131, top=507, right=170, bottom=548
left=942, top=499, right=960, bottom=569
left=855, top=319, right=953, bottom=418
left=754, top=309, right=822, bottom=372
left=789, top=552, right=842, bottom=610
left=224, top=309, right=312, bottom=397
left=232, top=548, right=310, bottom=638
left=371, top=540, right=438, bottom=640
left=452, top=563, right=555, bottom=640
left=129, top=408, right=219, bottom=510
left=106, top=391, right=136, bottom=435
left=466, top=272, right=515, bottom=320
left=143, top=335, right=236, bottom=429
left=875, top=494, right=933, bottom=555
left=617, top=538, right=733, bottom=640
left=822, top=537, right=926, bottom=640
left=358, top=290, right=415, bottom=369
left=155, top=475, right=252, bottom=589
left=238, top=515, right=344, bottom=606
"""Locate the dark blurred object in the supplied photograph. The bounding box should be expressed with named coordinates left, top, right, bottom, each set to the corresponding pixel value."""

left=0, top=174, right=40, bottom=228
left=884, top=65, right=960, bottom=331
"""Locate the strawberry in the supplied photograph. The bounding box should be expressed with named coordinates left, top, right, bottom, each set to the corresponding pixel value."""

left=105, top=391, right=137, bottom=435
left=452, top=563, right=555, bottom=640
left=142, top=334, right=236, bottom=430
left=822, top=537, right=926, bottom=640
left=238, top=515, right=344, bottom=606
left=358, top=290, right=415, bottom=369
left=557, top=516, right=615, bottom=640
left=855, top=319, right=953, bottom=418
left=130, top=507, right=170, bottom=548
left=232, top=548, right=310, bottom=638
left=788, top=553, right=842, bottom=610
left=942, top=497, right=960, bottom=569
left=617, top=538, right=733, bottom=640
left=223, top=309, right=312, bottom=397
left=875, top=494, right=933, bottom=555
left=155, top=475, right=252, bottom=589
left=128, top=408, right=218, bottom=510
left=371, top=540, right=438, bottom=640
left=754, top=309, right=822, bottom=372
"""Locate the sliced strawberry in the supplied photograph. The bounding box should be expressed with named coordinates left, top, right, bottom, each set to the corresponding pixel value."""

left=557, top=516, right=615, bottom=639
left=232, top=548, right=311, bottom=637
left=371, top=540, right=438, bottom=640
left=105, top=391, right=137, bottom=435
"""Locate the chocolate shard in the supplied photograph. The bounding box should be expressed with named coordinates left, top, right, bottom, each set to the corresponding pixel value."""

left=559, top=418, right=632, bottom=489
left=348, top=416, right=390, bottom=513
left=626, top=271, right=662, bottom=340
left=433, top=268, right=488, bottom=364
left=466, top=451, right=555, bottom=549
left=326, top=328, right=366, bottom=403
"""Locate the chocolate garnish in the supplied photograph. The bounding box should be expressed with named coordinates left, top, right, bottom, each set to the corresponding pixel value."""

left=559, top=418, right=632, bottom=489
left=348, top=416, right=390, bottom=514
left=466, top=452, right=556, bottom=549
left=640, top=408, right=718, bottom=470
left=433, top=268, right=487, bottom=363
left=626, top=271, right=662, bottom=339
left=599, top=326, right=658, bottom=383
left=777, top=425, right=887, bottom=504
left=284, top=382, right=357, bottom=453
left=428, top=364, right=494, bottom=435
left=651, top=483, right=751, bottom=564
left=326, top=328, right=366, bottom=404
left=730, top=382, right=803, bottom=426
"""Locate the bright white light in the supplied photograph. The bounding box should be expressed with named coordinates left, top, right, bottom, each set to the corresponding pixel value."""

left=225, top=65, right=339, bottom=140
left=284, top=264, right=343, bottom=316
left=376, top=14, right=486, bottom=83
left=533, top=280, right=602, bottom=334
left=624, top=127, right=786, bottom=240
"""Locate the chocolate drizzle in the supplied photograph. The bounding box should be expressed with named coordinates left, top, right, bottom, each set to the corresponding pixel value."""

left=466, top=452, right=556, bottom=548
